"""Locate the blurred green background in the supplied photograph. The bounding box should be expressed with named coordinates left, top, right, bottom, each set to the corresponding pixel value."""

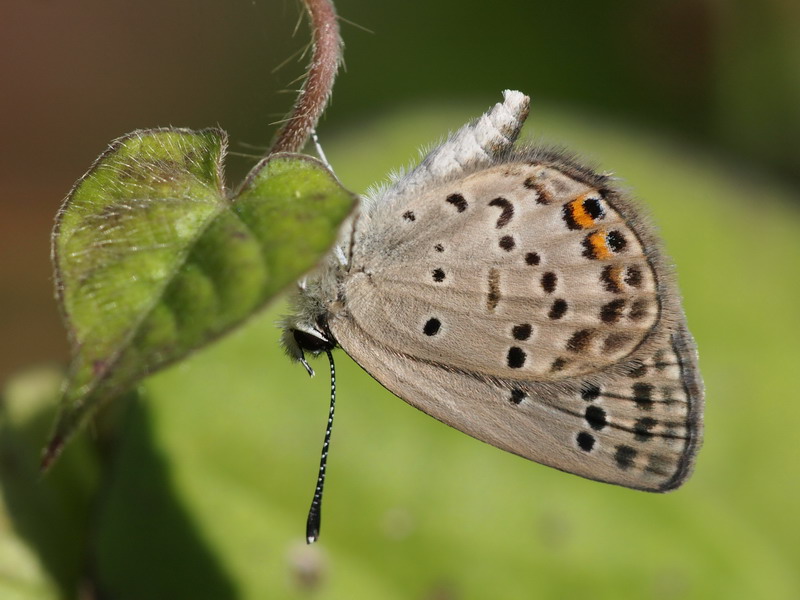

left=2, top=0, right=799, bottom=598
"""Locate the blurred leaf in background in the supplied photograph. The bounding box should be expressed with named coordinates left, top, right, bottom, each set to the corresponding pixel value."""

left=4, top=97, right=799, bottom=599
left=1, top=0, right=799, bottom=598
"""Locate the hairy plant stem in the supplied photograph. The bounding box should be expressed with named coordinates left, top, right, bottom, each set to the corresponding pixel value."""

left=269, top=0, right=342, bottom=155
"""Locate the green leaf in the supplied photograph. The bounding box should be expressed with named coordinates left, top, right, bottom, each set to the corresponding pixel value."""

left=45, top=129, right=356, bottom=467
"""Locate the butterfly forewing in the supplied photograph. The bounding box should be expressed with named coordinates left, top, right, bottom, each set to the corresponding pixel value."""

left=346, top=160, right=659, bottom=382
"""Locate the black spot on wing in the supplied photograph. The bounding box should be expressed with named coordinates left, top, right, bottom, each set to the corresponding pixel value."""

left=423, top=318, right=441, bottom=336
left=499, top=235, right=516, bottom=251
left=548, top=299, right=568, bottom=320
left=566, top=329, right=594, bottom=353
left=632, top=383, right=654, bottom=410
left=615, top=445, right=637, bottom=469
left=512, top=324, right=532, bottom=340
left=541, top=272, right=557, bottom=293
left=585, top=405, right=607, bottom=430
left=577, top=431, right=595, bottom=452
left=507, top=347, right=526, bottom=369
left=625, top=265, right=643, bottom=287
left=600, top=299, right=626, bottom=324
left=583, top=197, right=604, bottom=220
left=510, top=389, right=525, bottom=405
left=524, top=177, right=552, bottom=204
left=581, top=385, right=601, bottom=401
left=487, top=268, right=500, bottom=311
left=607, top=230, right=627, bottom=252
left=488, top=197, right=514, bottom=228
left=525, top=252, right=541, bottom=266
left=446, top=193, right=468, bottom=212
left=634, top=417, right=658, bottom=441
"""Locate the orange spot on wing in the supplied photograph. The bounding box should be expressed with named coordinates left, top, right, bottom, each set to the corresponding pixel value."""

left=568, top=195, right=596, bottom=229
left=588, top=230, right=612, bottom=260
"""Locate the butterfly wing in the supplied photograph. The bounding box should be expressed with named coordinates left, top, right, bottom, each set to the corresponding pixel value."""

left=331, top=309, right=701, bottom=491
left=329, top=153, right=703, bottom=491
left=349, top=158, right=667, bottom=382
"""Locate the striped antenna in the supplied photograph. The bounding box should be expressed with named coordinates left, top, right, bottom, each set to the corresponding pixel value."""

left=305, top=349, right=336, bottom=543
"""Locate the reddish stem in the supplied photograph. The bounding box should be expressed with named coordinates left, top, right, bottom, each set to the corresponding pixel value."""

left=269, top=0, right=342, bottom=154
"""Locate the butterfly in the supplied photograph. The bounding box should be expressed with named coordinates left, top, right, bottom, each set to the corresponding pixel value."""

left=281, top=90, right=704, bottom=542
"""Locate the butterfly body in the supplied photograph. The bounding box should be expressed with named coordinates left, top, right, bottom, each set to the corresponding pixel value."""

left=283, top=91, right=703, bottom=494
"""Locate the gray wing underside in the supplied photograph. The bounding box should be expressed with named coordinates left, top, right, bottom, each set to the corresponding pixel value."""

left=329, top=90, right=703, bottom=491
left=349, top=160, right=661, bottom=382
left=331, top=314, right=703, bottom=492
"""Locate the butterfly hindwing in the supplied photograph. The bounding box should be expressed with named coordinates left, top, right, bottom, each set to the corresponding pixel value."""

left=331, top=307, right=702, bottom=491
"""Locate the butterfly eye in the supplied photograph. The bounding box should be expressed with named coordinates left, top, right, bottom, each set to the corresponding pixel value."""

left=293, top=328, right=334, bottom=353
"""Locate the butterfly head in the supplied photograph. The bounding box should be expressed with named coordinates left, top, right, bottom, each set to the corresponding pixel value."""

left=281, top=316, right=334, bottom=376
left=281, top=272, right=339, bottom=377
